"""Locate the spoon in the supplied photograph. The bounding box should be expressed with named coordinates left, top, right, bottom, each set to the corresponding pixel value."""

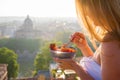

left=62, top=36, right=75, bottom=47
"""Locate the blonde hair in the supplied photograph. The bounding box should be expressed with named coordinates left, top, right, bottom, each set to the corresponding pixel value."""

left=75, top=0, right=120, bottom=42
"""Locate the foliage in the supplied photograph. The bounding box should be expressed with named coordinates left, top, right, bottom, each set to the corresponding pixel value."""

left=0, top=47, right=19, bottom=79
left=0, top=38, right=42, bottom=53
left=55, top=31, right=73, bottom=43
left=86, top=37, right=98, bottom=52
left=0, top=38, right=43, bottom=77
left=34, top=41, right=62, bottom=75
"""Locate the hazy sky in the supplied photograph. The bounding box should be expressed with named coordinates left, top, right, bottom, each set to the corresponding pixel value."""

left=0, top=0, right=77, bottom=17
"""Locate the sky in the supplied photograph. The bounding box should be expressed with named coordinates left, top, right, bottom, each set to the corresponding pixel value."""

left=0, top=0, right=77, bottom=17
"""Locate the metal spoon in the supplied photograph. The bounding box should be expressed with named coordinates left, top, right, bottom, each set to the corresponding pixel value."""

left=62, top=36, right=75, bottom=47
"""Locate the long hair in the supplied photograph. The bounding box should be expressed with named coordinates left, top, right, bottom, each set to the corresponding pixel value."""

left=75, top=0, right=120, bottom=43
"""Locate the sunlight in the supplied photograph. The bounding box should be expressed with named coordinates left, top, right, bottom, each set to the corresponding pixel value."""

left=0, top=0, right=76, bottom=17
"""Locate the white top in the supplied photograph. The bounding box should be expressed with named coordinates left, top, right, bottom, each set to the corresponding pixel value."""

left=80, top=57, right=101, bottom=80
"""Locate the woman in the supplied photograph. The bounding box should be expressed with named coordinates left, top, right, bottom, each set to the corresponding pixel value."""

left=54, top=0, right=120, bottom=80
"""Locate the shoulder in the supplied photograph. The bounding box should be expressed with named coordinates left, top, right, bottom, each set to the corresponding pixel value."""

left=101, top=40, right=120, bottom=56
left=100, top=40, right=120, bottom=80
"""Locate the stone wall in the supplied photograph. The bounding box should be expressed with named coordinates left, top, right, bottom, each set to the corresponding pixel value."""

left=0, top=64, right=8, bottom=80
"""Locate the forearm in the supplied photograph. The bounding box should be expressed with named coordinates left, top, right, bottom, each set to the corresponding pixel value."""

left=78, top=45, right=94, bottom=57
left=74, top=63, right=94, bottom=80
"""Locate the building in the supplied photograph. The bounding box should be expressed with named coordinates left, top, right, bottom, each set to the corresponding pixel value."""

left=14, top=15, right=41, bottom=39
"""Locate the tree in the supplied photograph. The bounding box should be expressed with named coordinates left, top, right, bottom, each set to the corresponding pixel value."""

left=34, top=41, right=62, bottom=75
left=0, top=47, right=19, bottom=79
left=0, top=38, right=41, bottom=53
left=55, top=31, right=72, bottom=43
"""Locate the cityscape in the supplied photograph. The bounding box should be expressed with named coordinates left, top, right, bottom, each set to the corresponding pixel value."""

left=0, top=15, right=82, bottom=80
left=0, top=0, right=82, bottom=79
left=0, top=15, right=81, bottom=40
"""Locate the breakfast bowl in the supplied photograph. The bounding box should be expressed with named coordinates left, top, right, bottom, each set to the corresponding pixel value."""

left=50, top=43, right=76, bottom=59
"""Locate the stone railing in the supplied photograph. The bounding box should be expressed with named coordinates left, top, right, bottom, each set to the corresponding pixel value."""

left=0, top=64, right=8, bottom=80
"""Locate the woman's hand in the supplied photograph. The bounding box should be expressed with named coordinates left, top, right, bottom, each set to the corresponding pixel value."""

left=54, top=58, right=94, bottom=80
left=54, top=58, right=77, bottom=70
left=70, top=32, right=88, bottom=49
left=70, top=32, right=93, bottom=57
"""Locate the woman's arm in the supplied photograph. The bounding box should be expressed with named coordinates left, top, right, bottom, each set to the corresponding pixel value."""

left=79, top=44, right=94, bottom=57
left=73, top=61, right=94, bottom=80
left=101, top=41, right=120, bottom=80
left=71, top=32, right=93, bottom=57
left=54, top=59, right=94, bottom=80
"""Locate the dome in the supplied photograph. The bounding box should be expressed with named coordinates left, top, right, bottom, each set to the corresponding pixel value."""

left=23, top=15, right=33, bottom=29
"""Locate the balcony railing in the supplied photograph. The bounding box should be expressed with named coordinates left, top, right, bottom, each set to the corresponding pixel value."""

left=0, top=64, right=8, bottom=80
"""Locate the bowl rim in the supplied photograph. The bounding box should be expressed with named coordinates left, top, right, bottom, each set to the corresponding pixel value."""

left=50, top=49, right=76, bottom=54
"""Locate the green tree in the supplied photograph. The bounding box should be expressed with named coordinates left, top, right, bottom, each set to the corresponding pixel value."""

left=34, top=41, right=62, bottom=75
left=55, top=31, right=72, bottom=43
left=0, top=38, right=41, bottom=53
left=0, top=47, right=19, bottom=79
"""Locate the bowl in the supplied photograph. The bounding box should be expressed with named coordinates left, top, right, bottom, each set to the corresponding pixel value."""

left=50, top=47, right=76, bottom=59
